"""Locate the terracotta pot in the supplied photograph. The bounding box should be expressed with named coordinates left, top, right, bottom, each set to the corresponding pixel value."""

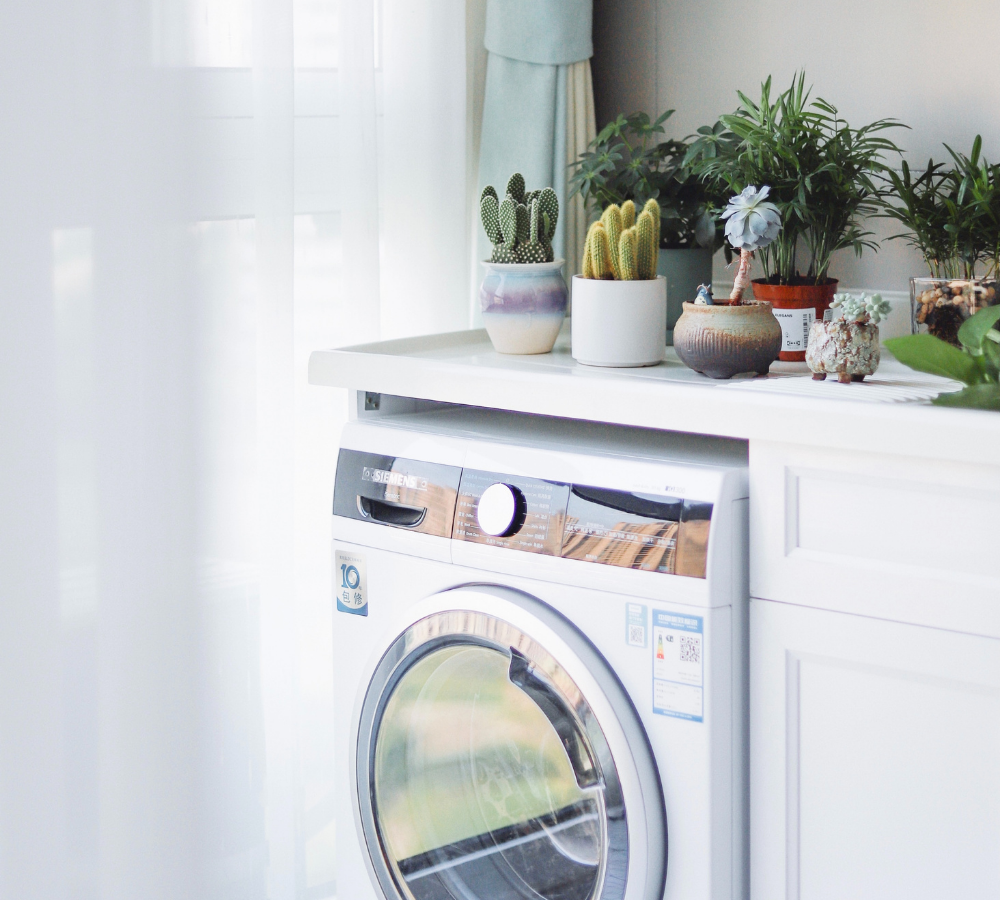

left=752, top=279, right=838, bottom=362
left=673, top=301, right=782, bottom=379
left=805, top=320, right=881, bottom=383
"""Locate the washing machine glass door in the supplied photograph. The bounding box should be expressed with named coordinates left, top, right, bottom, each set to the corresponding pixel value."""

left=355, top=587, right=663, bottom=900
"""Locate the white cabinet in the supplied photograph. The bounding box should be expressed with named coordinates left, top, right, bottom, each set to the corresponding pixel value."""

left=750, top=441, right=1000, bottom=638
left=751, top=598, right=1000, bottom=900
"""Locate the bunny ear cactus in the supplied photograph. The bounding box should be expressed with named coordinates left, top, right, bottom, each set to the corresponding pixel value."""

left=480, top=173, right=560, bottom=264
left=519, top=199, right=549, bottom=264
left=506, top=173, right=526, bottom=204
left=480, top=186, right=502, bottom=247
left=538, top=187, right=559, bottom=262
left=491, top=197, right=520, bottom=263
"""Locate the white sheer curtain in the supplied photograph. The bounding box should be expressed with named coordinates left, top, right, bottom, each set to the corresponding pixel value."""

left=0, top=1, right=470, bottom=898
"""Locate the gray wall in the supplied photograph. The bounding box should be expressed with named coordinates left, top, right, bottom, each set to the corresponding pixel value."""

left=592, top=0, right=1000, bottom=293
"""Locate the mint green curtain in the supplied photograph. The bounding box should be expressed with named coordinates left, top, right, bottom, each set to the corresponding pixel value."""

left=477, top=0, right=593, bottom=272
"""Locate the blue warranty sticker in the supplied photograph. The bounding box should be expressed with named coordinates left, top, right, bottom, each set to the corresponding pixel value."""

left=335, top=549, right=368, bottom=616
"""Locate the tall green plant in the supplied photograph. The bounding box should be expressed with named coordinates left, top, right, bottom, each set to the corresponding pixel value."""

left=687, top=73, right=903, bottom=284
left=569, top=111, right=726, bottom=250
left=880, top=136, right=1000, bottom=279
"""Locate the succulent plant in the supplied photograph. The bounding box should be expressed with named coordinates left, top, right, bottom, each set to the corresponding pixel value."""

left=481, top=173, right=559, bottom=264
left=720, top=185, right=782, bottom=304
left=830, top=292, right=891, bottom=325
left=722, top=185, right=782, bottom=251
left=581, top=197, right=661, bottom=281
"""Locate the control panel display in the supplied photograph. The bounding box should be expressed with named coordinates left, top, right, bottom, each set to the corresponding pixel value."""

left=562, top=486, right=682, bottom=574
left=452, top=469, right=569, bottom=556
left=332, top=453, right=714, bottom=578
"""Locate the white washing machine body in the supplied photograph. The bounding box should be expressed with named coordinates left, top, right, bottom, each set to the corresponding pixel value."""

left=330, top=408, right=749, bottom=900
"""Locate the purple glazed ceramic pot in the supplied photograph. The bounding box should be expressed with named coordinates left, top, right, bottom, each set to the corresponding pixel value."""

left=480, top=260, right=568, bottom=354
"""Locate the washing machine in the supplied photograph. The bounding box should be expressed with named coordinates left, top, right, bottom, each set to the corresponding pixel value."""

left=331, top=406, right=749, bottom=900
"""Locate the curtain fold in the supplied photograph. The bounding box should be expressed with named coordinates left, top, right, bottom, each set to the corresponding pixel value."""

left=473, top=0, right=596, bottom=321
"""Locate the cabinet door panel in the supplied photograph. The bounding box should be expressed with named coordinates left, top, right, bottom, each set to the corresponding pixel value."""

left=751, top=598, right=1000, bottom=900
left=750, top=441, right=1000, bottom=637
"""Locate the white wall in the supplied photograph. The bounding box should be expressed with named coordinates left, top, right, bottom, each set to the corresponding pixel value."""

left=593, top=0, right=1000, bottom=294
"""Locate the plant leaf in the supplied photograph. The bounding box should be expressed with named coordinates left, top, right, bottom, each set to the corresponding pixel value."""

left=931, top=383, right=1000, bottom=411
left=884, top=334, right=984, bottom=385
left=957, top=304, right=1000, bottom=354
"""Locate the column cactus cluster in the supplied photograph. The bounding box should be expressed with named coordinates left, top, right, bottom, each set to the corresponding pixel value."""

left=481, top=173, right=560, bottom=264
left=581, top=199, right=661, bottom=280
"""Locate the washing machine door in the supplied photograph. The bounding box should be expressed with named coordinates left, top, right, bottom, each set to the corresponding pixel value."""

left=353, top=585, right=666, bottom=900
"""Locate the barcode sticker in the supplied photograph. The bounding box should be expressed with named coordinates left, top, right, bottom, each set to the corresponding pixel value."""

left=652, top=610, right=704, bottom=722
left=772, top=307, right=816, bottom=352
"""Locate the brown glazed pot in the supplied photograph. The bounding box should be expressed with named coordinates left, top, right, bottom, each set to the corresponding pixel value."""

left=752, top=279, right=838, bottom=362
left=673, top=301, right=782, bottom=379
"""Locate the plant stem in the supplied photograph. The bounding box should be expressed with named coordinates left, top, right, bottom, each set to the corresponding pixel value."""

left=730, top=249, right=754, bottom=303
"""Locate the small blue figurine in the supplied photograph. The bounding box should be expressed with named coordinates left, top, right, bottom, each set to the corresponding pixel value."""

left=694, top=283, right=714, bottom=305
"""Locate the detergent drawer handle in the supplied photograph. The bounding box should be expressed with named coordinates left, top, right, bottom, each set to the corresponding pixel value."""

left=507, top=646, right=600, bottom=790
left=356, top=496, right=427, bottom=528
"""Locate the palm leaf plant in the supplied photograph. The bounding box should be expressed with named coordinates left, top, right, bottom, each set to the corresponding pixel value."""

left=880, top=136, right=1000, bottom=279
left=686, top=73, right=904, bottom=285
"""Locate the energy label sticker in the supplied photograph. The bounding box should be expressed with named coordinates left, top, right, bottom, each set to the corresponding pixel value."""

left=652, top=610, right=704, bottom=722
left=335, top=549, right=368, bottom=616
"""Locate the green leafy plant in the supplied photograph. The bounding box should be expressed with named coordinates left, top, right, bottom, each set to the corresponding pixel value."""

left=880, top=136, right=1000, bottom=279
left=686, top=72, right=904, bottom=285
left=581, top=199, right=660, bottom=280
left=481, top=173, right=559, bottom=264
left=885, top=305, right=1000, bottom=410
left=569, top=111, right=725, bottom=250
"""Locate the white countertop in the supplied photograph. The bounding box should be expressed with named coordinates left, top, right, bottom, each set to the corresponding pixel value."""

left=308, top=323, right=1000, bottom=464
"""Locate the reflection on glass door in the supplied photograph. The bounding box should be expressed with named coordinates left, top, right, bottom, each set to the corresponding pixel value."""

left=373, top=645, right=605, bottom=900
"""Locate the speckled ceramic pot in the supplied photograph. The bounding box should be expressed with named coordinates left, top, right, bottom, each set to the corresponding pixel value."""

left=805, top=320, right=880, bottom=383
left=673, top=301, right=782, bottom=379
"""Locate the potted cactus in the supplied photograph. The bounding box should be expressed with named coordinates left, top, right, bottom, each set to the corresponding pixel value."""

left=480, top=173, right=568, bottom=355
left=672, top=186, right=783, bottom=379
left=571, top=199, right=667, bottom=367
left=806, top=292, right=891, bottom=383
left=569, top=111, right=728, bottom=342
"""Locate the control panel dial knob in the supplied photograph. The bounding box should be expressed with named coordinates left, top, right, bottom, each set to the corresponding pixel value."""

left=476, top=483, right=527, bottom=537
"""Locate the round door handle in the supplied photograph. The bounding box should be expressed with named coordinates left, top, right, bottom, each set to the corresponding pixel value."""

left=476, top=483, right=527, bottom=537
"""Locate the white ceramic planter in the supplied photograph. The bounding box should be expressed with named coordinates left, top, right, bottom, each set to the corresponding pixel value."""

left=571, top=275, right=667, bottom=367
